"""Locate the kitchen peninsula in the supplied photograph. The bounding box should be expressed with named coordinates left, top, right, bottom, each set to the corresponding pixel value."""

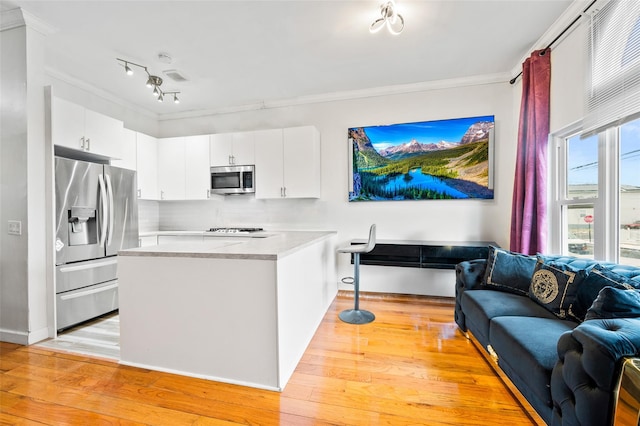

left=118, top=231, right=337, bottom=391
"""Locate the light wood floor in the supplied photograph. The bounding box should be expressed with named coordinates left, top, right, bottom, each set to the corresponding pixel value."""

left=1, top=293, right=534, bottom=425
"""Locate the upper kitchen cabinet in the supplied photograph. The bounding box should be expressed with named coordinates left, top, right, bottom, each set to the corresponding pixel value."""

left=111, top=128, right=137, bottom=171
left=184, top=135, right=211, bottom=200
left=254, top=126, right=321, bottom=199
left=136, top=132, right=159, bottom=200
left=158, top=137, right=186, bottom=200
left=158, top=135, right=211, bottom=200
left=210, top=132, right=255, bottom=166
left=51, top=97, right=124, bottom=159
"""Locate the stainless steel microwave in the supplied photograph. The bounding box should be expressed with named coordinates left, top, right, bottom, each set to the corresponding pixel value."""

left=210, top=165, right=255, bottom=195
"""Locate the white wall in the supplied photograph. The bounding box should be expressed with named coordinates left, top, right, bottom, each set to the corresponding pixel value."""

left=0, top=12, right=49, bottom=344
left=157, top=79, right=517, bottom=295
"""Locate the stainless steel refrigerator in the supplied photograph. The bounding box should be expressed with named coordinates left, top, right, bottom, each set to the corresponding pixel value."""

left=55, top=156, right=138, bottom=331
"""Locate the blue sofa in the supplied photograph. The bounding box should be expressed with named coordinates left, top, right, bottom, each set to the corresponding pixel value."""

left=454, top=248, right=640, bottom=425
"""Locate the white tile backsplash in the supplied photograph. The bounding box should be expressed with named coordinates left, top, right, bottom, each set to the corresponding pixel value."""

left=155, top=197, right=330, bottom=231
left=138, top=200, right=160, bottom=232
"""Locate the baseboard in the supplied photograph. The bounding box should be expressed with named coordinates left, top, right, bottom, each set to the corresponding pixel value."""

left=464, top=330, right=547, bottom=426
left=0, top=326, right=51, bottom=345
left=0, top=329, right=29, bottom=345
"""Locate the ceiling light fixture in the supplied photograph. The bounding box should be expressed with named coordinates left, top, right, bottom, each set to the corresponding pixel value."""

left=116, top=58, right=181, bottom=104
left=370, top=0, right=405, bottom=35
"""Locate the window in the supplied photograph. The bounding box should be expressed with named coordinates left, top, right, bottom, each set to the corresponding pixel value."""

left=549, top=0, right=640, bottom=266
left=550, top=119, right=640, bottom=266
left=620, top=119, right=640, bottom=265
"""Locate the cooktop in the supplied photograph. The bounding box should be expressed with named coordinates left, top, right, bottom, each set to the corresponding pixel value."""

left=207, top=227, right=264, bottom=234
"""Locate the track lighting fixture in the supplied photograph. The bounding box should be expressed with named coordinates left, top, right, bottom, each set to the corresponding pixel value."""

left=370, top=0, right=404, bottom=35
left=116, top=58, right=182, bottom=104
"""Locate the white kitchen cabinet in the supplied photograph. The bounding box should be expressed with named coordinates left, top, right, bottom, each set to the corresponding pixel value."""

left=254, top=129, right=285, bottom=199
left=210, top=132, right=255, bottom=166
left=282, top=126, right=321, bottom=198
left=51, top=97, right=124, bottom=159
left=185, top=135, right=211, bottom=200
left=136, top=132, right=159, bottom=200
left=255, top=126, right=321, bottom=199
left=158, top=135, right=211, bottom=200
left=112, top=128, right=137, bottom=171
left=158, top=137, right=186, bottom=200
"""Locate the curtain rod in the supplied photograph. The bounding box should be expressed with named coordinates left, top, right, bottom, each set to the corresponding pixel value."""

left=509, top=0, right=598, bottom=85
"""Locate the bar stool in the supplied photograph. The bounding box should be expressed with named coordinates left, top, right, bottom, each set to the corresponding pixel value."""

left=337, top=224, right=376, bottom=324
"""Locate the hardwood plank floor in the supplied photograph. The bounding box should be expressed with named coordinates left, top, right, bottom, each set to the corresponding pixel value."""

left=1, top=293, right=534, bottom=425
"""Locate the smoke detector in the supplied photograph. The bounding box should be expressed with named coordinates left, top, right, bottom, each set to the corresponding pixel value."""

left=163, top=69, right=190, bottom=83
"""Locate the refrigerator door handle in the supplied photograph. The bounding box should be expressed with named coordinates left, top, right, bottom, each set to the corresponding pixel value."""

left=98, top=174, right=108, bottom=247
left=105, top=173, right=115, bottom=246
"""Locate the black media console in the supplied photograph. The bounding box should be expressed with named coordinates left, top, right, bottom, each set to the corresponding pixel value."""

left=349, top=239, right=498, bottom=270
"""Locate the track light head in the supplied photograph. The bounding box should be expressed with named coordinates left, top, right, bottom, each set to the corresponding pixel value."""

left=116, top=58, right=182, bottom=105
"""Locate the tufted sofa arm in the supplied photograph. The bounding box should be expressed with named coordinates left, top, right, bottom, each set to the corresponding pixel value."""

left=551, top=318, right=640, bottom=426
left=454, top=259, right=487, bottom=332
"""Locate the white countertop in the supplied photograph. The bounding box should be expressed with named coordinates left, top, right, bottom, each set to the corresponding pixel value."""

left=123, top=230, right=336, bottom=260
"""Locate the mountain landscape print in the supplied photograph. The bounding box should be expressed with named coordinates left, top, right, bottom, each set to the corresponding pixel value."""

left=348, top=115, right=495, bottom=201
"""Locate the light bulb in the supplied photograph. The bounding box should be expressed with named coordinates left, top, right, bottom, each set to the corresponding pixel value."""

left=152, top=86, right=159, bottom=96
left=125, top=63, right=133, bottom=75
left=157, top=93, right=164, bottom=102
left=173, top=94, right=180, bottom=104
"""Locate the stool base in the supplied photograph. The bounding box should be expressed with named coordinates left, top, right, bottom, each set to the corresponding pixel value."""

left=339, top=309, right=375, bottom=324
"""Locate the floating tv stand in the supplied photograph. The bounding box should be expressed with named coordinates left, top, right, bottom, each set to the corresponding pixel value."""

left=348, top=239, right=498, bottom=270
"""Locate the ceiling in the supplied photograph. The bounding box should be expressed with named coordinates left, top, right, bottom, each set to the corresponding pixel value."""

left=3, top=0, right=575, bottom=118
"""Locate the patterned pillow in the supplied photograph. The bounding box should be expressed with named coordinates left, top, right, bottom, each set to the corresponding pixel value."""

left=482, top=246, right=537, bottom=296
left=585, top=287, right=640, bottom=320
left=529, top=258, right=588, bottom=319
left=570, top=264, right=637, bottom=321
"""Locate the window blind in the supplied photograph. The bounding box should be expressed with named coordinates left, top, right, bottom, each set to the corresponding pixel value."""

left=584, top=0, right=640, bottom=135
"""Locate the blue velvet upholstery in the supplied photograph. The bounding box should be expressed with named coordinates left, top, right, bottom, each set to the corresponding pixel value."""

left=529, top=259, right=588, bottom=320
left=551, top=318, right=640, bottom=425
left=462, top=290, right=556, bottom=349
left=483, top=246, right=537, bottom=295
left=585, top=287, right=640, bottom=320
left=572, top=264, right=640, bottom=321
left=491, top=316, right=577, bottom=425
left=455, top=255, right=640, bottom=426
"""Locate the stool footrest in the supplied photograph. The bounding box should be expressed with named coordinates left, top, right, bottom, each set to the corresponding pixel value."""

left=341, top=277, right=355, bottom=285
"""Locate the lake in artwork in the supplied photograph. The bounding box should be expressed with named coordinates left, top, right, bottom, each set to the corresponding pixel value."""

left=348, top=115, right=495, bottom=201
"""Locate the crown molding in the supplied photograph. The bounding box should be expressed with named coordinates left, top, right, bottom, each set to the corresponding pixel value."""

left=509, top=0, right=596, bottom=79
left=158, top=72, right=511, bottom=122
left=45, top=66, right=159, bottom=120
left=1, top=7, right=56, bottom=34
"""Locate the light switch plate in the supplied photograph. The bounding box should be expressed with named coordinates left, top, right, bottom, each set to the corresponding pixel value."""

left=8, top=220, right=22, bottom=235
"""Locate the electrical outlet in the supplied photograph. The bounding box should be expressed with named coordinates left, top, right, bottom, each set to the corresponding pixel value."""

left=8, top=220, right=22, bottom=236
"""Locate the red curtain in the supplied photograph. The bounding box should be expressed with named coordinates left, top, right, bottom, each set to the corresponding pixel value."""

left=510, top=49, right=551, bottom=255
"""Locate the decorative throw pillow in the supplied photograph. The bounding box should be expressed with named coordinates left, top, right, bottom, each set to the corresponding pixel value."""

left=529, top=258, right=587, bottom=319
left=482, top=246, right=536, bottom=296
left=569, top=264, right=636, bottom=322
left=585, top=287, right=640, bottom=320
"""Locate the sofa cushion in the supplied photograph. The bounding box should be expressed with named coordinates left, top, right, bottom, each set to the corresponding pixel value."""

left=482, top=246, right=536, bottom=296
left=490, top=316, right=577, bottom=424
left=571, top=264, right=638, bottom=321
left=461, top=290, right=557, bottom=349
left=585, top=287, right=640, bottom=320
left=529, top=259, right=587, bottom=320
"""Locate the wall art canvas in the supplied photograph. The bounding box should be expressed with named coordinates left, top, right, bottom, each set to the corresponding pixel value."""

left=348, top=115, right=495, bottom=201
